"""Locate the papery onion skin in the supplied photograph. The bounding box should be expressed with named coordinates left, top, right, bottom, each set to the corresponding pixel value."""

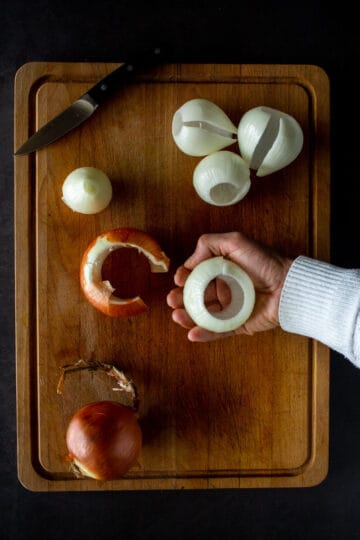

left=237, top=106, right=304, bottom=177
left=62, top=167, right=113, bottom=214
left=80, top=228, right=170, bottom=317
left=183, top=256, right=255, bottom=333
left=193, top=151, right=251, bottom=206
left=172, top=98, right=238, bottom=156
left=66, top=401, right=142, bottom=481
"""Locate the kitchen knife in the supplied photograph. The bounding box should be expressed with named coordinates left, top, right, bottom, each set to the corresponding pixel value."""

left=15, top=48, right=162, bottom=155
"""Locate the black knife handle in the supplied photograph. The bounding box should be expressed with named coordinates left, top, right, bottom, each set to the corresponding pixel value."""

left=85, top=48, right=163, bottom=105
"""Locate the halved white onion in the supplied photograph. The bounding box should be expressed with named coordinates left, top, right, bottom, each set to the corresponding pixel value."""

left=172, top=98, right=237, bottom=156
left=62, top=166, right=113, bottom=214
left=237, top=106, right=304, bottom=177
left=193, top=150, right=251, bottom=206
left=183, top=256, right=255, bottom=333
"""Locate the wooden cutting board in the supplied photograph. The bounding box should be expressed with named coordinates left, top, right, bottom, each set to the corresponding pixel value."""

left=14, top=62, right=330, bottom=491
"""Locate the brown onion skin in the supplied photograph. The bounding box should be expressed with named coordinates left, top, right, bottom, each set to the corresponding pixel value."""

left=66, top=401, right=142, bottom=481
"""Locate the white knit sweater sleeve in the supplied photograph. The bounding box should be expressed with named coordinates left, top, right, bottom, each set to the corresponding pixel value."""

left=279, top=256, right=360, bottom=366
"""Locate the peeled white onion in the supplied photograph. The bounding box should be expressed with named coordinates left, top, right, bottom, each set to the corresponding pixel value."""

left=62, top=166, right=113, bottom=214
left=237, top=106, right=303, bottom=177
left=193, top=151, right=251, bottom=206
left=183, top=256, right=255, bottom=333
left=172, top=98, right=238, bottom=156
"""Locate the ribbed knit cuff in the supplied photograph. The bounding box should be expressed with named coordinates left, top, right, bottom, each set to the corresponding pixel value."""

left=279, top=256, right=360, bottom=366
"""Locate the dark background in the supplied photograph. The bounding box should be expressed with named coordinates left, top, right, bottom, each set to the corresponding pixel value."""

left=1, top=1, right=360, bottom=538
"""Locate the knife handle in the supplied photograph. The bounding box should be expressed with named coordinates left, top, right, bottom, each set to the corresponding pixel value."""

left=86, top=49, right=162, bottom=105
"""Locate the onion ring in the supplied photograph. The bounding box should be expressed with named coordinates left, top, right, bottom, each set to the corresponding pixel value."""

left=183, top=256, right=255, bottom=332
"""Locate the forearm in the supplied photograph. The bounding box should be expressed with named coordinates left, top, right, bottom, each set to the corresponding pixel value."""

left=279, top=256, right=360, bottom=366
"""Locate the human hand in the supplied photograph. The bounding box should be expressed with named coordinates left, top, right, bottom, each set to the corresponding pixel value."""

left=167, top=232, right=292, bottom=342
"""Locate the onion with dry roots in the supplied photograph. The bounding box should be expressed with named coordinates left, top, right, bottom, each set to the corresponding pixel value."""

left=58, top=359, right=142, bottom=481
left=80, top=227, right=170, bottom=317
left=66, top=400, right=142, bottom=481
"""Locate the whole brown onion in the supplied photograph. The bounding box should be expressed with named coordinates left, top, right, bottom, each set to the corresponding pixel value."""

left=66, top=400, right=142, bottom=481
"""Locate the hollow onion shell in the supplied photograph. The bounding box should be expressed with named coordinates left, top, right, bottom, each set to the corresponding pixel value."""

left=237, top=106, right=304, bottom=177
left=80, top=228, right=170, bottom=317
left=183, top=256, right=255, bottom=333
left=172, top=98, right=237, bottom=156
left=193, top=151, right=251, bottom=206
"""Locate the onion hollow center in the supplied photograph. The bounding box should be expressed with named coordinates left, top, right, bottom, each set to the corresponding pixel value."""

left=102, top=247, right=151, bottom=300
left=205, top=276, right=244, bottom=319
left=209, top=183, right=239, bottom=205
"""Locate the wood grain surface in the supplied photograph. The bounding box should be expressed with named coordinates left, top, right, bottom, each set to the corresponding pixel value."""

left=14, top=62, right=330, bottom=491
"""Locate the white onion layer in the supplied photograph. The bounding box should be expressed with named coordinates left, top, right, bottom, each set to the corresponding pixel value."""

left=172, top=99, right=237, bottom=156
left=193, top=151, right=251, bottom=206
left=183, top=256, right=255, bottom=333
left=237, top=106, right=304, bottom=177
left=82, top=236, right=168, bottom=306
left=62, top=167, right=113, bottom=214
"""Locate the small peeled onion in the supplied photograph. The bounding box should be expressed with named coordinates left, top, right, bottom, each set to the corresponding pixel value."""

left=183, top=256, right=255, bottom=333
left=237, top=106, right=303, bottom=177
left=80, top=227, right=170, bottom=317
left=172, top=98, right=238, bottom=156
left=193, top=151, right=251, bottom=206
left=62, top=166, right=113, bottom=214
left=66, top=401, right=142, bottom=481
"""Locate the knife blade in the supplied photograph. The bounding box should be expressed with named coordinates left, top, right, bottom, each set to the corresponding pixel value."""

left=15, top=48, right=162, bottom=155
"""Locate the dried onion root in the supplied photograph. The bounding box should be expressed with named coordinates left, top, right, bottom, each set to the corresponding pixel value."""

left=57, top=358, right=139, bottom=410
